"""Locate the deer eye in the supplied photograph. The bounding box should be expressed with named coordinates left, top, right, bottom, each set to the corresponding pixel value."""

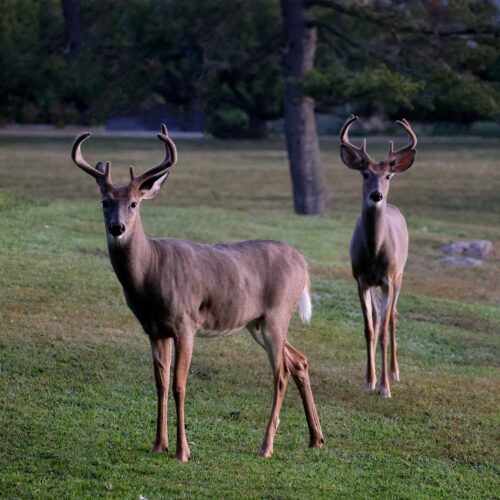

left=130, top=202, right=137, bottom=209
left=362, top=172, right=369, bottom=179
left=102, top=200, right=109, bottom=208
left=386, top=174, right=392, bottom=180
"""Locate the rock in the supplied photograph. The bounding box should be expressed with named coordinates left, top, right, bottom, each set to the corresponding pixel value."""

left=441, top=240, right=493, bottom=260
left=437, top=256, right=483, bottom=267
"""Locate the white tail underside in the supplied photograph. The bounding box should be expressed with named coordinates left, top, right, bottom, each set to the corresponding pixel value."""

left=298, top=286, right=312, bottom=324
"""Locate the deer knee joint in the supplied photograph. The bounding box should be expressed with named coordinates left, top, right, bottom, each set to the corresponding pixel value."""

left=173, top=385, right=186, bottom=401
left=298, top=356, right=308, bottom=372
left=379, top=330, right=388, bottom=347
left=277, top=373, right=287, bottom=393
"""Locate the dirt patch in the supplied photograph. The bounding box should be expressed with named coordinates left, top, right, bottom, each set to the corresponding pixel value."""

left=404, top=271, right=500, bottom=307
left=312, top=263, right=500, bottom=307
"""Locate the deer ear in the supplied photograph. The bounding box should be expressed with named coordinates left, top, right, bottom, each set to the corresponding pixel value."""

left=340, top=145, right=364, bottom=170
left=139, top=171, right=169, bottom=200
left=391, top=150, right=416, bottom=173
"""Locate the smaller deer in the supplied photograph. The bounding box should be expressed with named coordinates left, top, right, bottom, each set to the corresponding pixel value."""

left=339, top=115, right=417, bottom=398
left=71, top=125, right=324, bottom=461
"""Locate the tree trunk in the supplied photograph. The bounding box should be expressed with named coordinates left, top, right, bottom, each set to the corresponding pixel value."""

left=61, top=0, right=83, bottom=58
left=280, top=0, right=328, bottom=215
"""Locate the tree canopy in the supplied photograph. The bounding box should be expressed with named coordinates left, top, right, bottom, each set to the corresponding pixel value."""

left=0, top=0, right=498, bottom=132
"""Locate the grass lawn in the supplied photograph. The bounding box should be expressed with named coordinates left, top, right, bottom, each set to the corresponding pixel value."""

left=0, top=134, right=499, bottom=498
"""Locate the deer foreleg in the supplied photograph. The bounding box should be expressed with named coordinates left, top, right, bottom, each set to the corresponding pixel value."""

left=150, top=337, right=173, bottom=453
left=284, top=341, right=324, bottom=449
left=358, top=285, right=377, bottom=391
left=390, top=280, right=401, bottom=382
left=173, top=334, right=194, bottom=463
left=379, top=282, right=395, bottom=398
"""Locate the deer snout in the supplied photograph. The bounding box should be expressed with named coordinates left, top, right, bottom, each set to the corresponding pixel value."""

left=370, top=191, right=383, bottom=203
left=109, top=223, right=125, bottom=237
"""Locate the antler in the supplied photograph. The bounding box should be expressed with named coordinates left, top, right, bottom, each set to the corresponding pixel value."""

left=339, top=114, right=374, bottom=164
left=388, top=118, right=417, bottom=156
left=71, top=132, right=112, bottom=184
left=130, top=123, right=178, bottom=185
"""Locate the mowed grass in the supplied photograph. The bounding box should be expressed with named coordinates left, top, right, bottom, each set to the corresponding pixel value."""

left=0, top=135, right=499, bottom=498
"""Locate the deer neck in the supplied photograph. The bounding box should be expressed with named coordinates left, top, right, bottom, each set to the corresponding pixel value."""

left=361, top=201, right=387, bottom=256
left=107, top=216, right=153, bottom=290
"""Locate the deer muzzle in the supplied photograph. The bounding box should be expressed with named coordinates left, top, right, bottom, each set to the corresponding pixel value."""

left=109, top=223, right=126, bottom=237
left=370, top=191, right=383, bottom=203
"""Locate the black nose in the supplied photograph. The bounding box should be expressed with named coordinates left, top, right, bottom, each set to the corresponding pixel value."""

left=109, top=223, right=125, bottom=236
left=370, top=191, right=383, bottom=202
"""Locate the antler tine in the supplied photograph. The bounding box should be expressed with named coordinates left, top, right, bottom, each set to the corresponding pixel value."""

left=339, top=114, right=373, bottom=163
left=339, top=114, right=359, bottom=148
left=132, top=123, right=178, bottom=185
left=71, top=132, right=111, bottom=184
left=392, top=119, right=417, bottom=155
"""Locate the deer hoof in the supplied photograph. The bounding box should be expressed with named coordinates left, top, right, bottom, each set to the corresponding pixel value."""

left=365, top=381, right=377, bottom=392
left=258, top=447, right=273, bottom=458
left=390, top=370, right=400, bottom=382
left=150, top=442, right=168, bottom=453
left=175, top=449, right=191, bottom=463
left=309, top=435, right=324, bottom=449
left=379, top=386, right=392, bottom=398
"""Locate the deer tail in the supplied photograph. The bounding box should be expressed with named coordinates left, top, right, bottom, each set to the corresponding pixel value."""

left=298, top=284, right=312, bottom=324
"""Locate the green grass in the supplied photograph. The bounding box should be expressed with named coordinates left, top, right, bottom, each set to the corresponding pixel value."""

left=0, top=135, right=499, bottom=498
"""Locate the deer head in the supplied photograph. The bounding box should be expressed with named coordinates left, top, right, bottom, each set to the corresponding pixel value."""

left=71, top=124, right=177, bottom=242
left=339, top=115, right=417, bottom=207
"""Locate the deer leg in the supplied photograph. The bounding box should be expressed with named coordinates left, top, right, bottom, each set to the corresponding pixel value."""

left=370, top=288, right=381, bottom=353
left=173, top=334, right=194, bottom=463
left=390, top=281, right=401, bottom=382
left=284, top=341, right=324, bottom=449
left=149, top=336, right=173, bottom=453
left=258, top=324, right=290, bottom=458
left=379, top=282, right=395, bottom=398
left=357, top=285, right=377, bottom=391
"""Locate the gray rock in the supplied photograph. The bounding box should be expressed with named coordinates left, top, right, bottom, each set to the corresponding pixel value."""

left=441, top=240, right=493, bottom=260
left=437, top=256, right=483, bottom=267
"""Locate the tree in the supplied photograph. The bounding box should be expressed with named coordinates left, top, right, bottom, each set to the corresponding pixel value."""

left=281, top=0, right=329, bottom=215
left=278, top=0, right=499, bottom=215
left=200, top=1, right=284, bottom=138
left=308, top=0, right=500, bottom=122
left=61, top=0, right=83, bottom=58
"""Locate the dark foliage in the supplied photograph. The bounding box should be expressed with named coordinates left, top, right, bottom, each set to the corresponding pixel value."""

left=0, top=0, right=498, bottom=133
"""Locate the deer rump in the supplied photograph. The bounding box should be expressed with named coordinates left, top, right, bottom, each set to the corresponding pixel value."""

left=121, top=238, right=311, bottom=339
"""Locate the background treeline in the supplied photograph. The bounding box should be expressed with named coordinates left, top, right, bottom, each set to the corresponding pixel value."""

left=1, top=0, right=499, bottom=137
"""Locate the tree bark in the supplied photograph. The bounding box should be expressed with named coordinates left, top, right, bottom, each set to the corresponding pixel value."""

left=281, top=0, right=328, bottom=215
left=61, top=0, right=83, bottom=58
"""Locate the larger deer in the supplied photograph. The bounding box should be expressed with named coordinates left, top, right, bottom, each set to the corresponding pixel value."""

left=339, top=115, right=417, bottom=398
left=71, top=125, right=323, bottom=461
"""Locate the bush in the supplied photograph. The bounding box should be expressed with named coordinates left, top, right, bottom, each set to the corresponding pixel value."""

left=207, top=106, right=250, bottom=139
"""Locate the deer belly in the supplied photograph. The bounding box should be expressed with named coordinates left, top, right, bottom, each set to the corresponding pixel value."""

left=197, top=327, right=244, bottom=338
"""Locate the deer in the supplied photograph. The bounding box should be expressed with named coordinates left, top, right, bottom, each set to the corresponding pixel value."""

left=339, top=115, right=417, bottom=399
left=70, top=125, right=324, bottom=462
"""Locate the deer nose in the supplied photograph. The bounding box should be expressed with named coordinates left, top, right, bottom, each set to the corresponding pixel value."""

left=370, top=191, right=383, bottom=202
left=109, top=223, right=125, bottom=237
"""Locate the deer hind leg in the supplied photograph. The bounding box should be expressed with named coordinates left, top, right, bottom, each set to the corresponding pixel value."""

left=284, top=341, right=324, bottom=449
left=358, top=285, right=377, bottom=391
left=248, top=319, right=290, bottom=458
left=173, top=333, right=194, bottom=463
left=390, top=279, right=402, bottom=382
left=150, top=336, right=173, bottom=453
left=379, top=282, right=395, bottom=398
